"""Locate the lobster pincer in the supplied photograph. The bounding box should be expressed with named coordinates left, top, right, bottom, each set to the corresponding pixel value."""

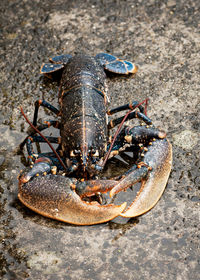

left=111, top=138, right=172, bottom=217
left=18, top=175, right=127, bottom=225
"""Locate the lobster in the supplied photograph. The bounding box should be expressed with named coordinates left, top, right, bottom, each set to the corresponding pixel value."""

left=18, top=53, right=172, bottom=225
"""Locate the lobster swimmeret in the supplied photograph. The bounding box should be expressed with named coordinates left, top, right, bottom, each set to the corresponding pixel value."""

left=18, top=53, right=172, bottom=225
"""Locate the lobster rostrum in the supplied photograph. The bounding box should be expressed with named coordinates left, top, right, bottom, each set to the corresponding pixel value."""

left=18, top=53, right=172, bottom=225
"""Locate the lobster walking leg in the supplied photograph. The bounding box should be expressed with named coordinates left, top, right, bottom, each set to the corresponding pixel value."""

left=107, top=101, right=145, bottom=115
left=108, top=111, right=152, bottom=129
left=20, top=120, right=60, bottom=149
left=34, top=120, right=60, bottom=132
left=33, top=100, right=60, bottom=126
left=24, top=135, right=61, bottom=165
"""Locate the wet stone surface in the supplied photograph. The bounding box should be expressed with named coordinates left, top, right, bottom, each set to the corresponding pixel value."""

left=0, top=0, right=199, bottom=279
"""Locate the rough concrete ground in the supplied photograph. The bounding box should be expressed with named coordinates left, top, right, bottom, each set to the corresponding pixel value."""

left=0, top=0, right=199, bottom=279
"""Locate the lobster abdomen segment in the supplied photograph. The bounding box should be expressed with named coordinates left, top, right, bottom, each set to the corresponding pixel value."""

left=59, top=54, right=106, bottom=101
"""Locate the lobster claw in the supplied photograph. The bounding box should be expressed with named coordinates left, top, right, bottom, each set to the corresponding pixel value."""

left=118, top=138, right=172, bottom=217
left=18, top=175, right=126, bottom=225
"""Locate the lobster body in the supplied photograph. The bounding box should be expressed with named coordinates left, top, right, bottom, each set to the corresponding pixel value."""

left=18, top=53, right=172, bottom=225
left=59, top=55, right=107, bottom=171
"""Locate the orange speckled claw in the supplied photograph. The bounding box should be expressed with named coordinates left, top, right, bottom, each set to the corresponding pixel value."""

left=18, top=175, right=126, bottom=225
left=120, top=138, right=172, bottom=218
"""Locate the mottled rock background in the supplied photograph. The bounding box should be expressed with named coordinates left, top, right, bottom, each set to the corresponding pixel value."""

left=0, top=0, right=199, bottom=279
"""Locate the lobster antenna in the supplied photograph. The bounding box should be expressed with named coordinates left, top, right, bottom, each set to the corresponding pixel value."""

left=20, top=107, right=68, bottom=171
left=101, top=98, right=149, bottom=168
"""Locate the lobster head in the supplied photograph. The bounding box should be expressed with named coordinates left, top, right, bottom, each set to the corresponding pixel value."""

left=67, top=145, right=104, bottom=179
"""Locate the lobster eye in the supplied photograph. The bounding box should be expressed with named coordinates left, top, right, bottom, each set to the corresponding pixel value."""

left=70, top=150, right=76, bottom=157
left=92, top=150, right=99, bottom=157
left=70, top=150, right=81, bottom=157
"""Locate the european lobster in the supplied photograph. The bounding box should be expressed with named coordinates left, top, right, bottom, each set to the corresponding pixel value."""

left=18, top=53, right=172, bottom=225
